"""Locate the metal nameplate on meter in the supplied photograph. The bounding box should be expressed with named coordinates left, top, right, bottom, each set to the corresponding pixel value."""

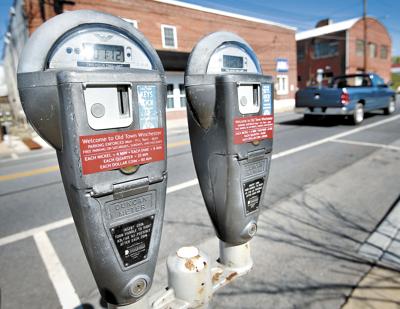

left=243, top=179, right=264, bottom=214
left=111, top=215, right=154, bottom=267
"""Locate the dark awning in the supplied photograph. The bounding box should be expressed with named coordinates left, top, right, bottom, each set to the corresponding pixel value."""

left=157, top=50, right=189, bottom=71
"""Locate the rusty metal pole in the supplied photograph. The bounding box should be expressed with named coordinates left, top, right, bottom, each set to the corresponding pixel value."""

left=166, top=246, right=212, bottom=308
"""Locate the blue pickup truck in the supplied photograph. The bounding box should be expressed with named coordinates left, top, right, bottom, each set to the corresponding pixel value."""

left=295, top=73, right=396, bottom=124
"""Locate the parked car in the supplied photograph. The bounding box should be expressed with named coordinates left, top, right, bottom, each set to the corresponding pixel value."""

left=295, top=73, right=396, bottom=124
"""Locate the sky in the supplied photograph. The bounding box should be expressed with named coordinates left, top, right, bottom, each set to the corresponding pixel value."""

left=0, top=0, right=399, bottom=59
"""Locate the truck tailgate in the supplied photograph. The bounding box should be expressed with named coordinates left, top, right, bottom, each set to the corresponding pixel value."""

left=296, top=87, right=343, bottom=108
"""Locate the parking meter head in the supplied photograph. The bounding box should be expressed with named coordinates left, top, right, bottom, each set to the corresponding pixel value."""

left=185, top=32, right=274, bottom=245
left=17, top=10, right=167, bottom=305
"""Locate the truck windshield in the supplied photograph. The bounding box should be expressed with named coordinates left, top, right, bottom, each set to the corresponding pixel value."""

left=332, top=76, right=371, bottom=88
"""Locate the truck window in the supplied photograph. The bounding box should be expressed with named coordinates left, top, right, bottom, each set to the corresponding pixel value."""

left=332, top=76, right=371, bottom=88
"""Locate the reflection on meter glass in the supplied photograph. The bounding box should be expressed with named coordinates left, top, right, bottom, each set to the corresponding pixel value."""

left=48, top=27, right=152, bottom=70
left=206, top=43, right=260, bottom=74
left=82, top=43, right=125, bottom=62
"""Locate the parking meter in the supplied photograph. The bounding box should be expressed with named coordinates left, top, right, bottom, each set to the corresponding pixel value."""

left=17, top=10, right=167, bottom=305
left=185, top=32, right=274, bottom=246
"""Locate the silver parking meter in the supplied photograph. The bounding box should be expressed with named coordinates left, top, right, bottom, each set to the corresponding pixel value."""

left=17, top=10, right=167, bottom=306
left=185, top=32, right=274, bottom=246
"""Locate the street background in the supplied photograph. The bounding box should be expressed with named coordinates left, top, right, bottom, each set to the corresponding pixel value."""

left=1, top=99, right=400, bottom=308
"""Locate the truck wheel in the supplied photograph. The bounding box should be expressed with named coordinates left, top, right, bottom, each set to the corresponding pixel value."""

left=383, top=97, right=396, bottom=115
left=352, top=103, right=364, bottom=125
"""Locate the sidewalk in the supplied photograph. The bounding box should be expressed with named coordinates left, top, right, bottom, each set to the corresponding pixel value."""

left=343, top=266, right=400, bottom=308
left=343, top=196, right=400, bottom=309
left=0, top=133, right=51, bottom=160
left=147, top=136, right=400, bottom=308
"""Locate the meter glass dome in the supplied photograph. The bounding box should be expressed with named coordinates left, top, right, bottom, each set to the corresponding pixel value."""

left=206, top=43, right=261, bottom=74
left=47, top=26, right=153, bottom=70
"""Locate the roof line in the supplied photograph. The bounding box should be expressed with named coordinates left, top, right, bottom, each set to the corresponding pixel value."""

left=154, top=0, right=296, bottom=31
left=295, top=17, right=361, bottom=41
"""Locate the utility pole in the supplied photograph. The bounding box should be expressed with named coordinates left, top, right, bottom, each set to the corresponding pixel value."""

left=363, top=0, right=367, bottom=72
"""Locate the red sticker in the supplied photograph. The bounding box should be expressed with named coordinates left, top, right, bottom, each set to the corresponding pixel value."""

left=79, top=128, right=165, bottom=175
left=233, top=115, right=274, bottom=144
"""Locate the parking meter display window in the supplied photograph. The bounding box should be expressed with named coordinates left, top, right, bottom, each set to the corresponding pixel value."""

left=243, top=178, right=264, bottom=214
left=48, top=27, right=153, bottom=70
left=110, top=215, right=155, bottom=267
left=206, top=43, right=260, bottom=74
left=137, top=85, right=159, bottom=129
left=79, top=128, right=165, bottom=175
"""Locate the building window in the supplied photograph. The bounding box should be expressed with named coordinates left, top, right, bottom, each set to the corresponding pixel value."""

left=369, top=43, right=377, bottom=58
left=122, top=18, right=138, bottom=28
left=297, top=45, right=305, bottom=61
left=167, top=84, right=174, bottom=108
left=380, top=45, right=388, bottom=59
left=161, top=25, right=177, bottom=49
left=179, top=84, right=186, bottom=107
left=356, top=40, right=364, bottom=56
left=313, top=40, right=338, bottom=59
left=276, top=75, right=289, bottom=95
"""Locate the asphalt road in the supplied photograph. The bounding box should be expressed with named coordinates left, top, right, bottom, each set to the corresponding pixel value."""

left=1, top=101, right=400, bottom=309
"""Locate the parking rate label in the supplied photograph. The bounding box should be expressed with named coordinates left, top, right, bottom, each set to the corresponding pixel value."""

left=79, top=128, right=164, bottom=175
left=233, top=115, right=274, bottom=144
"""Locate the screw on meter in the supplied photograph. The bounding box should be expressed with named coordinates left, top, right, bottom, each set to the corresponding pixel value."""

left=185, top=32, right=274, bottom=245
left=17, top=10, right=167, bottom=306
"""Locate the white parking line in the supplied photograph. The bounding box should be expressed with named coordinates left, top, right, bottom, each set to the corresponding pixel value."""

left=0, top=217, right=74, bottom=247
left=167, top=179, right=198, bottom=193
left=34, top=231, right=81, bottom=309
left=0, top=149, right=56, bottom=164
left=1, top=114, right=400, bottom=248
left=0, top=181, right=200, bottom=248
left=331, top=139, right=400, bottom=151
left=271, top=114, right=400, bottom=160
left=1, top=113, right=399, bottom=308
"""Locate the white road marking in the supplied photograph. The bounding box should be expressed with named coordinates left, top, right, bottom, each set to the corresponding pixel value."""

left=0, top=149, right=56, bottom=164
left=331, top=139, right=400, bottom=151
left=10, top=152, right=19, bottom=159
left=167, top=179, right=198, bottom=193
left=34, top=231, right=81, bottom=308
left=0, top=181, right=200, bottom=248
left=271, top=114, right=400, bottom=160
left=0, top=217, right=74, bottom=247
left=1, top=114, right=399, bottom=248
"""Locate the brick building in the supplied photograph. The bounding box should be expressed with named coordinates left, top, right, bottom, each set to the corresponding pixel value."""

left=4, top=0, right=297, bottom=123
left=296, top=17, right=391, bottom=89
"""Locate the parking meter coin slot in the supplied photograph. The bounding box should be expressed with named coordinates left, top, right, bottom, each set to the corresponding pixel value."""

left=118, top=86, right=130, bottom=118
left=238, top=84, right=260, bottom=115
left=84, top=85, right=133, bottom=130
